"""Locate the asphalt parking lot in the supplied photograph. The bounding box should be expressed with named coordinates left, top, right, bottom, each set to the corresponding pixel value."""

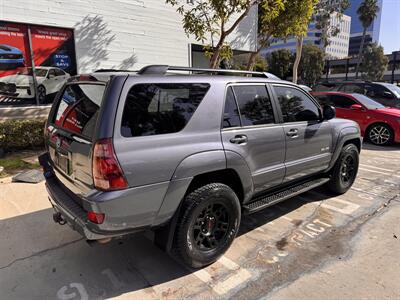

left=0, top=143, right=399, bottom=300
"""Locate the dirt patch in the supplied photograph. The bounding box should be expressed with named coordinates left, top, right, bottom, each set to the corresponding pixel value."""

left=275, top=237, right=288, bottom=250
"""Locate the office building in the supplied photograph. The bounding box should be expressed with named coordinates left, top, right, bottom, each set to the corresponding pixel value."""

left=346, top=0, right=400, bottom=55
left=263, top=12, right=351, bottom=59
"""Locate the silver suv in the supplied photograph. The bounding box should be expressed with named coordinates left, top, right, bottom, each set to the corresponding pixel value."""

left=39, top=65, right=361, bottom=268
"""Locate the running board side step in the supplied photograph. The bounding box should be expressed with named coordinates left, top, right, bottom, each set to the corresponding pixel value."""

left=243, top=177, right=330, bottom=214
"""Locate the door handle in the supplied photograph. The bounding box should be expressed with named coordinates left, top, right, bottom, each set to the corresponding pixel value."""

left=286, top=128, right=299, bottom=138
left=230, top=135, right=248, bottom=144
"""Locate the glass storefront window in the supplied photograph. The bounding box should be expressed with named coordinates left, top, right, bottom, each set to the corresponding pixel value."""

left=0, top=21, right=77, bottom=106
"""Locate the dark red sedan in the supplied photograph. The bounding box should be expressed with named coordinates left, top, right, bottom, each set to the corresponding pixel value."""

left=312, top=91, right=400, bottom=146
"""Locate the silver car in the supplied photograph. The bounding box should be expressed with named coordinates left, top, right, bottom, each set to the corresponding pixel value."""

left=39, top=65, right=361, bottom=268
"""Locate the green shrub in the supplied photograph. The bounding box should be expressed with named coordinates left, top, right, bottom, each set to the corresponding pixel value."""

left=0, top=119, right=46, bottom=151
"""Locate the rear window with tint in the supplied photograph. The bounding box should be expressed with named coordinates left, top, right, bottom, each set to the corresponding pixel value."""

left=121, top=83, right=210, bottom=137
left=53, top=84, right=105, bottom=138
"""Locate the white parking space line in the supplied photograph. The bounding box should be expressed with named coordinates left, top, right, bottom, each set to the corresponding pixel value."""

left=212, top=269, right=252, bottom=295
left=363, top=155, right=400, bottom=161
left=192, top=256, right=252, bottom=296
left=359, top=167, right=399, bottom=177
left=193, top=269, right=212, bottom=283
left=320, top=198, right=360, bottom=215
left=305, top=192, right=361, bottom=216
left=359, top=164, right=395, bottom=173
left=219, top=256, right=240, bottom=271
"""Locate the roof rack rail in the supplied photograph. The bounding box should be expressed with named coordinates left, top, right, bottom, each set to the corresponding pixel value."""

left=137, top=65, right=279, bottom=79
left=94, top=69, right=136, bottom=73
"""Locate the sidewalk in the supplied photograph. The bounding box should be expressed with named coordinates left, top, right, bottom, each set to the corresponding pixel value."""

left=268, top=201, right=400, bottom=300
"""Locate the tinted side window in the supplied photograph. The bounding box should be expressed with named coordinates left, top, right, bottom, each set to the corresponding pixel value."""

left=223, top=87, right=241, bottom=128
left=330, top=95, right=357, bottom=108
left=275, top=86, right=320, bottom=122
left=232, top=85, right=275, bottom=126
left=54, top=84, right=105, bottom=138
left=121, top=83, right=210, bottom=137
left=341, top=84, right=364, bottom=94
left=365, top=84, right=393, bottom=99
left=314, top=83, right=339, bottom=92
left=48, top=69, right=56, bottom=77
left=313, top=94, right=333, bottom=106
left=54, top=69, right=65, bottom=76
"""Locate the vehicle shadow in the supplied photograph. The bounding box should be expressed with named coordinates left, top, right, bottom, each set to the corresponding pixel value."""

left=0, top=188, right=332, bottom=299
left=238, top=186, right=333, bottom=236
left=362, top=141, right=400, bottom=151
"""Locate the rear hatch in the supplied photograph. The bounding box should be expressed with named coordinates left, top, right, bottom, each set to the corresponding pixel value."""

left=46, top=81, right=106, bottom=199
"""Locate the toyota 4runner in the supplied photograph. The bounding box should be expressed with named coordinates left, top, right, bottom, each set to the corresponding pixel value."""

left=39, top=65, right=361, bottom=268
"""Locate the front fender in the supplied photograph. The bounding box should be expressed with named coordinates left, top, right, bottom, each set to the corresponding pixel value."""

left=328, top=126, right=361, bottom=170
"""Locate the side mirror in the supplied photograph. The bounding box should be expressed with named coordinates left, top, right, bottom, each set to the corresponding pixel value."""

left=350, top=104, right=363, bottom=111
left=323, top=105, right=336, bottom=120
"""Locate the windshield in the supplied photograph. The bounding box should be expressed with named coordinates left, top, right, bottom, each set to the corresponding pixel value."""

left=379, top=83, right=400, bottom=98
left=352, top=93, right=385, bottom=109
left=17, top=68, right=48, bottom=77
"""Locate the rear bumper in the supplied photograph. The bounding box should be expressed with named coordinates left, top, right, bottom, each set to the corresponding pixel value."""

left=39, top=152, right=168, bottom=240
left=45, top=178, right=108, bottom=240
left=44, top=174, right=151, bottom=240
left=0, top=85, right=32, bottom=98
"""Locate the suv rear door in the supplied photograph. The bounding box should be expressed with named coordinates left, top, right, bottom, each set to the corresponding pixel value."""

left=272, top=84, right=332, bottom=182
left=221, top=84, right=285, bottom=194
left=46, top=82, right=106, bottom=196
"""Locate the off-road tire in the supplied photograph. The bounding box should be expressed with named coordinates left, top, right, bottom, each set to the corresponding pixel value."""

left=173, top=183, right=241, bottom=268
left=326, top=144, right=359, bottom=195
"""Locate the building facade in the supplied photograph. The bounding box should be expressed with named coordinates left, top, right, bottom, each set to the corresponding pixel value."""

left=346, top=0, right=400, bottom=55
left=0, top=0, right=257, bottom=106
left=262, top=13, right=351, bottom=60
left=324, top=51, right=400, bottom=83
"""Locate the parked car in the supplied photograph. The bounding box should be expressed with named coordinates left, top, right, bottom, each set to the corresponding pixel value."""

left=312, top=91, right=400, bottom=146
left=314, top=81, right=400, bottom=108
left=39, top=65, right=361, bottom=268
left=0, top=66, right=70, bottom=103
left=298, top=84, right=312, bottom=92
left=0, top=44, right=25, bottom=69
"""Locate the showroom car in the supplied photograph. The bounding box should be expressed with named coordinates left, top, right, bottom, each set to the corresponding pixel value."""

left=0, top=66, right=70, bottom=103
left=0, top=44, right=25, bottom=69
left=312, top=91, right=400, bottom=146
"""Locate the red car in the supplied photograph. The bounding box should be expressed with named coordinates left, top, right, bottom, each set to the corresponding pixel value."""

left=312, top=91, right=400, bottom=146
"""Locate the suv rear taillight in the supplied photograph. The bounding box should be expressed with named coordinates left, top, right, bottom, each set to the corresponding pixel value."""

left=92, top=138, right=128, bottom=190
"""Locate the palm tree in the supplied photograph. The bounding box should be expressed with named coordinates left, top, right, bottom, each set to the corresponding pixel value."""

left=355, top=0, right=380, bottom=78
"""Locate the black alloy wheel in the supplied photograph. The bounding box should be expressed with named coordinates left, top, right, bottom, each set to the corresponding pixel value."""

left=173, top=183, right=241, bottom=268
left=192, top=202, right=230, bottom=251
left=339, top=153, right=356, bottom=186
left=326, top=143, right=359, bottom=195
